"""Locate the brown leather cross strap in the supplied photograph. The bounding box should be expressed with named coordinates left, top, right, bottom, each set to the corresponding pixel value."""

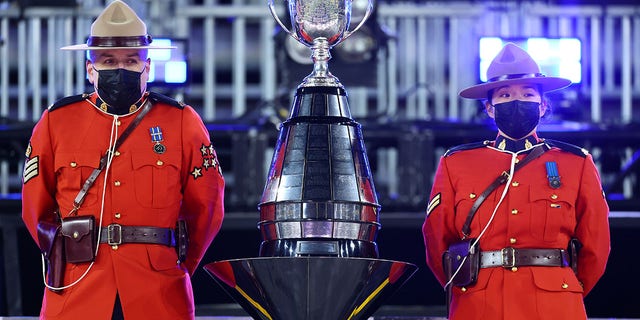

left=461, top=144, right=549, bottom=238
left=71, top=99, right=153, bottom=213
left=480, top=247, right=570, bottom=268
left=99, top=224, right=175, bottom=247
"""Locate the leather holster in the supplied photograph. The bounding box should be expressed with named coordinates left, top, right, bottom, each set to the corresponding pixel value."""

left=37, top=220, right=65, bottom=293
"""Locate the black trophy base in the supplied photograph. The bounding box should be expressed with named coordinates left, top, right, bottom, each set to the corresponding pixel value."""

left=204, top=256, right=418, bottom=320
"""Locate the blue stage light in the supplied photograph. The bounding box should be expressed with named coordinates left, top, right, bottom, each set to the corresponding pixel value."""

left=86, top=37, right=189, bottom=86
left=479, top=36, right=582, bottom=84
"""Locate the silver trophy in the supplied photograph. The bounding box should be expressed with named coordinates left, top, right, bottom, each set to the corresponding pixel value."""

left=268, top=0, right=373, bottom=87
left=203, top=1, right=418, bottom=318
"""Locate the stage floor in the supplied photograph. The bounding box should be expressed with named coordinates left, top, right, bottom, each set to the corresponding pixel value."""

left=1, top=318, right=639, bottom=320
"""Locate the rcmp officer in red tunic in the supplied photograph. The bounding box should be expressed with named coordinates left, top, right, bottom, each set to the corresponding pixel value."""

left=21, top=1, right=225, bottom=319
left=422, top=43, right=610, bottom=320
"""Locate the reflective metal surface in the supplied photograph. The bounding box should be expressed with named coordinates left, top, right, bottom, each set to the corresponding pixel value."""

left=258, top=86, right=380, bottom=257
left=267, top=0, right=373, bottom=87
left=204, top=257, right=418, bottom=320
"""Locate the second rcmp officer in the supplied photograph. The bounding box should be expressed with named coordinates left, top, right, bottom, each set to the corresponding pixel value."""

left=21, top=1, right=225, bottom=319
left=422, top=43, right=610, bottom=320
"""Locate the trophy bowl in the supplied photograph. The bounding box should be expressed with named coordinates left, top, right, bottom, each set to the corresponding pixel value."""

left=268, top=0, right=373, bottom=87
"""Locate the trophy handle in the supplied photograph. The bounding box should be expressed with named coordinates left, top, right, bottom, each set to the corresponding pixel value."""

left=267, top=0, right=298, bottom=41
left=342, top=0, right=374, bottom=41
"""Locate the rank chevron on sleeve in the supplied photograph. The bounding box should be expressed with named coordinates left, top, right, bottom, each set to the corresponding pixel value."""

left=426, top=193, right=441, bottom=217
left=23, top=156, right=39, bottom=183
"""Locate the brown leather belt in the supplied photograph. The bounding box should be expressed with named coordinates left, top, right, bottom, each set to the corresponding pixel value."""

left=99, top=224, right=175, bottom=247
left=480, top=247, right=569, bottom=268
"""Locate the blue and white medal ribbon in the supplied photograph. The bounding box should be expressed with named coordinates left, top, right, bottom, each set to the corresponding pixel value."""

left=150, top=126, right=166, bottom=154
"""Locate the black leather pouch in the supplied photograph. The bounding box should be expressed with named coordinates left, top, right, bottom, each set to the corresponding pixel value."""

left=568, top=237, right=582, bottom=275
left=61, top=215, right=96, bottom=264
left=175, top=220, right=189, bottom=262
left=443, top=238, right=480, bottom=287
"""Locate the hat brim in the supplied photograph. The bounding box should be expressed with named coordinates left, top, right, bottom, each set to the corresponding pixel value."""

left=61, top=44, right=176, bottom=50
left=459, top=76, right=572, bottom=99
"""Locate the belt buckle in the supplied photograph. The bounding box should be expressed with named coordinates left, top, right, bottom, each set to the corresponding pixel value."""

left=500, top=171, right=510, bottom=182
left=107, top=224, right=122, bottom=246
left=501, top=247, right=516, bottom=268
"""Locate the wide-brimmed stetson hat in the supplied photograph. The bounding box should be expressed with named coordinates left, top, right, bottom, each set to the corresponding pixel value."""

left=61, top=0, right=174, bottom=50
left=459, top=42, right=571, bottom=99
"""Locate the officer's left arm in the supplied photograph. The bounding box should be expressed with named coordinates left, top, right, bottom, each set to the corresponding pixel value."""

left=178, top=106, right=225, bottom=276
left=574, top=154, right=610, bottom=296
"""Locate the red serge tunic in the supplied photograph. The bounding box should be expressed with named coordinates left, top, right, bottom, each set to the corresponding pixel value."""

left=21, top=92, right=225, bottom=320
left=422, top=138, right=610, bottom=320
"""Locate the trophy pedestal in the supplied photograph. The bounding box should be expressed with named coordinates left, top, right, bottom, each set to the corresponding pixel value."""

left=204, top=257, right=417, bottom=320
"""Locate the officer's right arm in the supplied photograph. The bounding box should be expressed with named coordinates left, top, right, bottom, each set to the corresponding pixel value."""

left=21, top=110, right=58, bottom=245
left=423, top=156, right=459, bottom=287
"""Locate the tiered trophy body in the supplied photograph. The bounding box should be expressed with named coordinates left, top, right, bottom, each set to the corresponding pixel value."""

left=204, top=1, right=417, bottom=319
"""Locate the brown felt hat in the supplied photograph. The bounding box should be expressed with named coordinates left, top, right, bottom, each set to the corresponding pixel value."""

left=61, top=0, right=174, bottom=50
left=459, top=42, right=571, bottom=99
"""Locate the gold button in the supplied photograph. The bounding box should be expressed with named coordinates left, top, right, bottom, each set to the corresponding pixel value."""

left=469, top=193, right=476, bottom=199
left=511, top=267, right=518, bottom=272
left=461, top=287, right=467, bottom=292
left=511, top=181, right=519, bottom=187
left=156, top=160, right=164, bottom=166
left=514, top=158, right=520, bottom=164
left=551, top=194, right=558, bottom=200
left=115, top=213, right=121, bottom=219
left=116, top=120, right=121, bottom=126
left=511, top=209, right=518, bottom=215
left=73, top=231, right=79, bottom=238
left=510, top=238, right=517, bottom=244
left=562, top=283, right=569, bottom=289
left=114, top=181, right=121, bottom=187
left=111, top=245, right=119, bottom=250
left=114, top=151, right=121, bottom=156
left=70, top=162, right=77, bottom=168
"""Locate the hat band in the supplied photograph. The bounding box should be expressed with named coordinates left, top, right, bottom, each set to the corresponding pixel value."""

left=86, top=35, right=152, bottom=48
left=489, top=73, right=545, bottom=82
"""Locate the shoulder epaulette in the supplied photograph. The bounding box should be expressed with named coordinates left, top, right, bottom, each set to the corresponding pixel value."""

left=148, top=92, right=185, bottom=109
left=48, top=94, right=90, bottom=112
left=543, top=139, right=589, bottom=157
left=444, top=140, right=491, bottom=157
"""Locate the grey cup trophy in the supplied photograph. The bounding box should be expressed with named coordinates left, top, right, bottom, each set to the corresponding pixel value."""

left=202, top=1, right=418, bottom=318
left=268, top=0, right=373, bottom=87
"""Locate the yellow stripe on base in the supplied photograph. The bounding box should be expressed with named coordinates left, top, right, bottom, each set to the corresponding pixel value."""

left=235, top=285, right=273, bottom=320
left=347, top=278, right=390, bottom=320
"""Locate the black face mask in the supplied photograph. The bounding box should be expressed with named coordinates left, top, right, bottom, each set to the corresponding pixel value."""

left=94, top=68, right=143, bottom=111
left=492, top=100, right=541, bottom=140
